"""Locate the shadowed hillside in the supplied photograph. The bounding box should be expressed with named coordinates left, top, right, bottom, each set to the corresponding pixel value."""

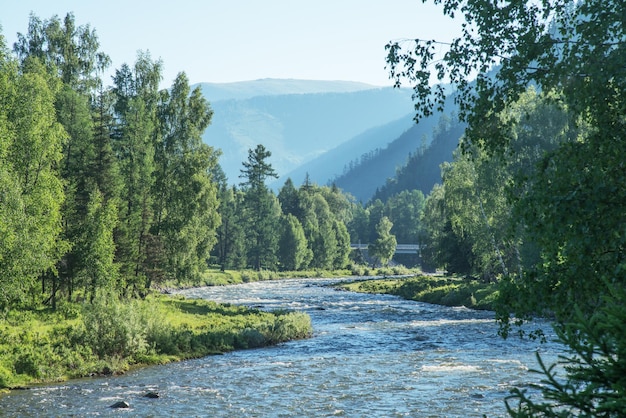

left=370, top=115, right=465, bottom=202
left=333, top=112, right=465, bottom=202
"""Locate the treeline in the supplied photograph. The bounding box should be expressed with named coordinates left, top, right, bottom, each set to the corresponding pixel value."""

left=1, top=13, right=412, bottom=313
left=214, top=151, right=353, bottom=272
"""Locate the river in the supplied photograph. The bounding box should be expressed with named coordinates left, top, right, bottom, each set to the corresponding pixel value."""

left=0, top=277, right=562, bottom=417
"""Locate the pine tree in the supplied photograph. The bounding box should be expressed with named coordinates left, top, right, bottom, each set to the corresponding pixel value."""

left=214, top=186, right=247, bottom=270
left=239, top=145, right=280, bottom=270
left=111, top=55, right=161, bottom=292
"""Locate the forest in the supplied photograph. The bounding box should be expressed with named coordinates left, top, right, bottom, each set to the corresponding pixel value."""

left=2, top=1, right=626, bottom=413
left=0, top=14, right=396, bottom=311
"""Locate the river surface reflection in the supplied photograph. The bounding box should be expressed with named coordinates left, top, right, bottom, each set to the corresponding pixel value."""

left=0, top=278, right=561, bottom=417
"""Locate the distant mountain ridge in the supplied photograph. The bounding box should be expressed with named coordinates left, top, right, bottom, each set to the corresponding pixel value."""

left=195, top=78, right=379, bottom=102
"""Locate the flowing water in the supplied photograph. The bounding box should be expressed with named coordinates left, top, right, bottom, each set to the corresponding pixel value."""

left=0, top=278, right=562, bottom=417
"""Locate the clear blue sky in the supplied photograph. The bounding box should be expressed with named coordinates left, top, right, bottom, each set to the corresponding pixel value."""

left=1, top=0, right=461, bottom=88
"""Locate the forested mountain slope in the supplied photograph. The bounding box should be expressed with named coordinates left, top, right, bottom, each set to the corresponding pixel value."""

left=332, top=112, right=464, bottom=203
left=370, top=116, right=466, bottom=202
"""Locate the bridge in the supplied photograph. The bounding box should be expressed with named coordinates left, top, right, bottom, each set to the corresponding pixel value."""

left=350, top=243, right=420, bottom=254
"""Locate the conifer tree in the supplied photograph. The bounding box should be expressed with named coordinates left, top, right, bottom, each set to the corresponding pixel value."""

left=239, top=144, right=280, bottom=270
left=111, top=54, right=161, bottom=291
left=214, top=186, right=247, bottom=270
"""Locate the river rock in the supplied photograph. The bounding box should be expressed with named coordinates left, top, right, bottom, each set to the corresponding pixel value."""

left=110, top=401, right=130, bottom=409
left=144, top=391, right=160, bottom=398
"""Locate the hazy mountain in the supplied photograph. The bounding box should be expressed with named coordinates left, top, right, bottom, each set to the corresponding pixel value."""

left=196, top=78, right=377, bottom=102
left=198, top=81, right=414, bottom=183
left=275, top=113, right=415, bottom=188
left=276, top=90, right=463, bottom=203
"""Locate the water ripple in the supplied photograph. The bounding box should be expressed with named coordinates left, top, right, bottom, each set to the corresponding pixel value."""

left=0, top=278, right=562, bottom=417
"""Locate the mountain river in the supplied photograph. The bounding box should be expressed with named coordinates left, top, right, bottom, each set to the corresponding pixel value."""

left=0, top=277, right=563, bottom=417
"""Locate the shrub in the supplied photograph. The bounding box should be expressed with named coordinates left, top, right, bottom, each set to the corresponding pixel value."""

left=56, top=301, right=81, bottom=320
left=14, top=348, right=42, bottom=378
left=239, top=328, right=266, bottom=348
left=79, top=297, right=148, bottom=359
left=0, top=365, right=13, bottom=388
left=263, top=312, right=312, bottom=344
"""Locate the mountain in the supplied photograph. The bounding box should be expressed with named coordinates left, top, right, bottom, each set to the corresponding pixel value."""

left=331, top=110, right=464, bottom=203
left=198, top=80, right=414, bottom=183
left=370, top=116, right=466, bottom=202
left=196, top=78, right=377, bottom=102
left=274, top=113, right=415, bottom=188
left=278, top=91, right=462, bottom=203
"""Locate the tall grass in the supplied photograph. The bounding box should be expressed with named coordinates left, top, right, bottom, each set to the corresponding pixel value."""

left=0, top=295, right=312, bottom=389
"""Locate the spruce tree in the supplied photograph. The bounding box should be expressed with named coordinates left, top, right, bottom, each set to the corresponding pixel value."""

left=239, top=145, right=280, bottom=270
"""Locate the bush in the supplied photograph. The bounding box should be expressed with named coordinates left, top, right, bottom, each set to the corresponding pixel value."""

left=239, top=328, right=266, bottom=348
left=14, top=348, right=42, bottom=378
left=263, top=311, right=312, bottom=344
left=56, top=301, right=81, bottom=320
left=79, top=297, right=148, bottom=359
left=0, top=365, right=12, bottom=388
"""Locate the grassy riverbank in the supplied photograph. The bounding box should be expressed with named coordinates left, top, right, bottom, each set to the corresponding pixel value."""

left=163, top=265, right=420, bottom=288
left=335, top=274, right=499, bottom=310
left=0, top=265, right=421, bottom=391
left=0, top=294, right=311, bottom=390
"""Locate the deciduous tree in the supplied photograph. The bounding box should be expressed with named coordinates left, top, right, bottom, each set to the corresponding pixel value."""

left=0, top=41, right=68, bottom=308
left=369, top=217, right=397, bottom=267
left=388, top=0, right=626, bottom=414
left=278, top=214, right=309, bottom=271
left=153, top=72, right=220, bottom=282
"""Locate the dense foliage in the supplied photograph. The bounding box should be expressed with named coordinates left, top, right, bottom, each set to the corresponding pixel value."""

left=387, top=0, right=626, bottom=415
left=0, top=14, right=222, bottom=307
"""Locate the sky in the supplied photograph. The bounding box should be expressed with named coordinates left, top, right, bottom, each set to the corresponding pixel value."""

left=1, top=0, right=462, bottom=89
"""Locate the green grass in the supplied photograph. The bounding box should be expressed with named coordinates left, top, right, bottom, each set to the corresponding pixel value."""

left=0, top=294, right=312, bottom=390
left=336, top=274, right=499, bottom=310
left=160, top=265, right=420, bottom=290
